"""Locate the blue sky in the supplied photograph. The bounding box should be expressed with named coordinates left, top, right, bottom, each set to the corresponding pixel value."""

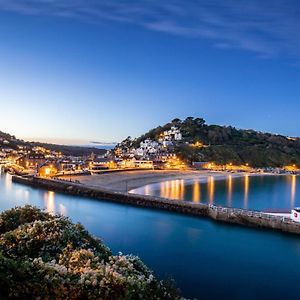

left=0, top=1, right=299, bottom=144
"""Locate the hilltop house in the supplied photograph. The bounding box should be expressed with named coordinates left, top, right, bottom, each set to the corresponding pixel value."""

left=159, top=126, right=182, bottom=142
left=135, top=139, right=159, bottom=158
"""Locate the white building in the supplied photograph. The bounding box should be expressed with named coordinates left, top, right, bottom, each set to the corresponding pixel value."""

left=162, top=126, right=182, bottom=142
left=135, top=139, right=160, bottom=158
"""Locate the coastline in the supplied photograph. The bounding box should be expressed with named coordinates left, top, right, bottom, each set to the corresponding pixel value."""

left=60, top=169, right=260, bottom=193
left=11, top=174, right=300, bottom=236
left=128, top=171, right=271, bottom=195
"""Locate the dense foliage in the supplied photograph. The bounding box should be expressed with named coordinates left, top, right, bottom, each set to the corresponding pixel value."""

left=133, top=117, right=300, bottom=167
left=0, top=206, right=180, bottom=300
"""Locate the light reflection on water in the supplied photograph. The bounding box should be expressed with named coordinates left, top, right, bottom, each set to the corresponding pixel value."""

left=43, top=190, right=68, bottom=216
left=131, top=174, right=299, bottom=211
left=44, top=191, right=55, bottom=214
left=244, top=175, right=249, bottom=209
left=291, top=175, right=296, bottom=207
left=227, top=175, right=232, bottom=206
left=192, top=180, right=200, bottom=203
left=2, top=173, right=300, bottom=299
left=159, top=179, right=185, bottom=200
left=4, top=172, right=12, bottom=191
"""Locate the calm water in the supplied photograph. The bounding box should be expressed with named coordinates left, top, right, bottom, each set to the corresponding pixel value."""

left=2, top=172, right=300, bottom=299
left=131, top=174, right=299, bottom=211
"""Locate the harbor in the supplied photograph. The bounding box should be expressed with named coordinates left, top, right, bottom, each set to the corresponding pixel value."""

left=1, top=172, right=300, bottom=299
left=12, top=173, right=300, bottom=235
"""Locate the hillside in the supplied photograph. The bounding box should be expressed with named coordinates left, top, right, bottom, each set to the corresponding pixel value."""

left=31, top=142, right=107, bottom=156
left=0, top=131, right=106, bottom=156
left=131, top=117, right=300, bottom=167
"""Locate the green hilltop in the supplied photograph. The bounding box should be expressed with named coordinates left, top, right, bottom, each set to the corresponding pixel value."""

left=132, top=117, right=300, bottom=167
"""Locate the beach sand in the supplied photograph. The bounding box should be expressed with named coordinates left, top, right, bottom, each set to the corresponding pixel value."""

left=62, top=170, right=245, bottom=193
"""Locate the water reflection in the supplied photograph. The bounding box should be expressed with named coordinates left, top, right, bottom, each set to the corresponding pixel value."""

left=44, top=191, right=55, bottom=214
left=227, top=175, right=233, bottom=206
left=132, top=174, right=300, bottom=211
left=4, top=173, right=12, bottom=191
left=3, top=171, right=300, bottom=300
left=59, top=203, right=67, bottom=216
left=192, top=181, right=200, bottom=203
left=291, top=175, right=297, bottom=207
left=208, top=176, right=214, bottom=204
left=244, top=175, right=249, bottom=208
left=43, top=191, right=68, bottom=216
left=144, top=185, right=150, bottom=195
left=159, top=179, right=185, bottom=200
left=180, top=180, right=184, bottom=200
left=15, top=188, right=29, bottom=202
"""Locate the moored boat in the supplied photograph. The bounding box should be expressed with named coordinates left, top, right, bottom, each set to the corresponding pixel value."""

left=291, top=208, right=300, bottom=222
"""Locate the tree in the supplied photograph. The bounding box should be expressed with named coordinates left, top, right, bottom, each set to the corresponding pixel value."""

left=194, top=118, right=206, bottom=127
left=171, top=118, right=181, bottom=124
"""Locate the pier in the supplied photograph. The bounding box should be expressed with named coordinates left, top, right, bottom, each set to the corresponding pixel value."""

left=11, top=175, right=300, bottom=236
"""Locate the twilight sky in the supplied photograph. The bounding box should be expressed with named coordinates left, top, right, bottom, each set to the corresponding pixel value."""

left=0, top=0, right=299, bottom=145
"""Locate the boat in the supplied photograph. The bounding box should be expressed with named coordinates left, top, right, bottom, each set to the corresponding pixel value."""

left=291, top=208, right=300, bottom=222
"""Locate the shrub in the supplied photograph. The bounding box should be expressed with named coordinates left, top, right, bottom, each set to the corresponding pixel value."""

left=0, top=206, right=181, bottom=299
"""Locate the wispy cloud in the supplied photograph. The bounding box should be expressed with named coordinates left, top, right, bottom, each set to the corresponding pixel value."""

left=0, top=0, right=300, bottom=59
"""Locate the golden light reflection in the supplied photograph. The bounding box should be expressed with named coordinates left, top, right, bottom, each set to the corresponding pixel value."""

left=291, top=175, right=296, bottom=207
left=160, top=182, right=165, bottom=198
left=192, top=181, right=200, bottom=203
left=59, top=203, right=67, bottom=216
left=4, top=173, right=12, bottom=191
left=244, top=175, right=249, bottom=208
left=175, top=180, right=180, bottom=199
left=227, top=175, right=233, bottom=206
left=166, top=181, right=170, bottom=198
left=208, top=176, right=214, bottom=204
left=171, top=180, right=176, bottom=199
left=44, top=191, right=55, bottom=215
left=144, top=185, right=150, bottom=195
left=180, top=179, right=184, bottom=200
left=159, top=180, right=185, bottom=200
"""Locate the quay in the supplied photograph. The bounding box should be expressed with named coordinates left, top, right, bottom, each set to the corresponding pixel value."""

left=11, top=175, right=300, bottom=236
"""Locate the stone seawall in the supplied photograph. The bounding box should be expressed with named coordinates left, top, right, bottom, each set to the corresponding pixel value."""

left=12, top=175, right=300, bottom=235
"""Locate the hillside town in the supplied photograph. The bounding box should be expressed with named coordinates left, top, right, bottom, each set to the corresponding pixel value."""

left=1, top=126, right=299, bottom=178
left=0, top=127, right=186, bottom=177
left=113, top=126, right=185, bottom=169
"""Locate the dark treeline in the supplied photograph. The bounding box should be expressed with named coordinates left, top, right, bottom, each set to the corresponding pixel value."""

left=134, top=117, right=300, bottom=167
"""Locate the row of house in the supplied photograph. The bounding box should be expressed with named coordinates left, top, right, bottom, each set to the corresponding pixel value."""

left=1, top=126, right=186, bottom=177
left=113, top=126, right=186, bottom=169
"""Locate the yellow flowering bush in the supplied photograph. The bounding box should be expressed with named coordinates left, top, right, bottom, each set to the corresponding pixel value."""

left=0, top=206, right=181, bottom=299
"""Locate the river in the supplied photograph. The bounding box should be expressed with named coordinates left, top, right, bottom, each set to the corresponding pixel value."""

left=1, top=172, right=300, bottom=299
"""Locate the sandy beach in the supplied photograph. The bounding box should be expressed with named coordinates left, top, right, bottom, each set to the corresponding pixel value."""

left=62, top=170, right=247, bottom=193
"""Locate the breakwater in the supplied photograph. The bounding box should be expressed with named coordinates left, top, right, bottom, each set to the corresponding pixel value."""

left=12, top=175, right=300, bottom=235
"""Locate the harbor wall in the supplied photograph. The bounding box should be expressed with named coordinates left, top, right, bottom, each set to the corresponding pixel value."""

left=12, top=175, right=300, bottom=235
